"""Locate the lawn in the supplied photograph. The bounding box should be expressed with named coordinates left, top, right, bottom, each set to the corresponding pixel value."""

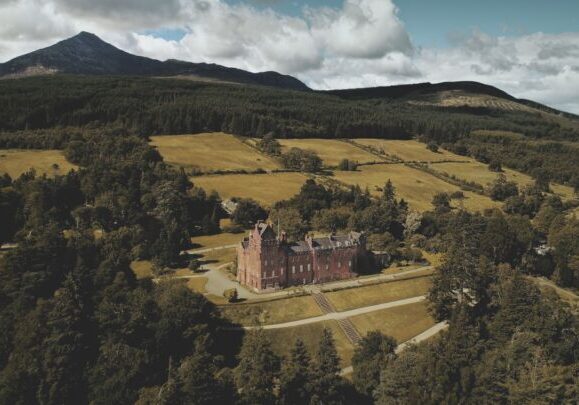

left=333, top=163, right=499, bottom=212
left=0, top=149, right=77, bottom=178
left=190, top=232, right=245, bottom=250
left=220, top=295, right=323, bottom=325
left=150, top=133, right=280, bottom=172
left=265, top=320, right=354, bottom=367
left=197, top=248, right=237, bottom=266
left=190, top=172, right=308, bottom=206
left=187, top=277, right=208, bottom=294
left=354, top=139, right=463, bottom=162
left=350, top=301, right=436, bottom=343
left=278, top=139, right=379, bottom=166
left=325, top=276, right=432, bottom=312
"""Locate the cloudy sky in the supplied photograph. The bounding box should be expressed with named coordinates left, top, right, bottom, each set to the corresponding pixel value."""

left=1, top=0, right=578, bottom=113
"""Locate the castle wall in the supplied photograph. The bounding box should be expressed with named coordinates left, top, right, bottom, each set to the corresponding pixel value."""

left=237, top=224, right=364, bottom=292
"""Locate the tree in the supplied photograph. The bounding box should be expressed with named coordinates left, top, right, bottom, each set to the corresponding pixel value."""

left=426, top=142, right=439, bottom=153
left=487, top=173, right=518, bottom=201
left=232, top=199, right=267, bottom=228
left=337, top=159, right=357, bottom=171
left=268, top=207, right=309, bottom=241
left=352, top=331, right=397, bottom=397
left=235, top=330, right=280, bottom=405
left=279, top=338, right=312, bottom=405
left=382, top=179, right=395, bottom=204
left=309, top=328, right=346, bottom=404
left=431, top=192, right=451, bottom=213
left=488, top=160, right=502, bottom=172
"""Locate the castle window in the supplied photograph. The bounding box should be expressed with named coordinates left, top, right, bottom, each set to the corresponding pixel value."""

left=300, top=265, right=303, bottom=273
left=338, top=262, right=341, bottom=268
left=325, top=264, right=329, bottom=270
left=272, top=270, right=276, bottom=276
left=280, top=267, right=284, bottom=274
left=349, top=260, right=352, bottom=267
left=292, top=266, right=295, bottom=274
left=307, top=264, right=311, bottom=272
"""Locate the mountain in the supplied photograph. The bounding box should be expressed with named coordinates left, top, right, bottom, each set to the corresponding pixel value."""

left=0, top=32, right=309, bottom=91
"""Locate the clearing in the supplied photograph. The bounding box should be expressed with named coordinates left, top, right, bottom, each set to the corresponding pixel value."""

left=0, top=149, right=77, bottom=178
left=350, top=301, right=436, bottom=343
left=278, top=139, right=379, bottom=166
left=354, top=139, right=463, bottom=162
left=324, top=276, right=432, bottom=312
left=333, top=163, right=500, bottom=212
left=191, top=172, right=308, bottom=206
left=150, top=133, right=280, bottom=172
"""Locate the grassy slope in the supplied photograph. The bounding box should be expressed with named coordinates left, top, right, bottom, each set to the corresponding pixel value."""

left=325, top=277, right=432, bottom=312
left=191, top=172, right=308, bottom=206
left=0, top=149, right=77, bottom=178
left=278, top=139, right=379, bottom=166
left=150, top=133, right=280, bottom=171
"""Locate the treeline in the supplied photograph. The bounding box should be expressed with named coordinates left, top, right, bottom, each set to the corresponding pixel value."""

left=1, top=76, right=577, bottom=143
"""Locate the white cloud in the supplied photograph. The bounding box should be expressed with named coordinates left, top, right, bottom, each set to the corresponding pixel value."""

left=0, top=0, right=577, bottom=113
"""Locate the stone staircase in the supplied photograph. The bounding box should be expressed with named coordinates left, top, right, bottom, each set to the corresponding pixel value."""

left=312, top=292, right=362, bottom=345
left=313, top=292, right=335, bottom=314
left=337, top=318, right=362, bottom=345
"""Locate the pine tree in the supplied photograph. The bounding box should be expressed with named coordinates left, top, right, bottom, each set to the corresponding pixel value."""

left=310, top=328, right=346, bottom=405
left=352, top=331, right=397, bottom=397
left=279, top=338, right=312, bottom=405
left=235, top=330, right=280, bottom=405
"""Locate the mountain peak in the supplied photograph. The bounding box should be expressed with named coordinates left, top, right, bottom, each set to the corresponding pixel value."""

left=0, top=32, right=309, bottom=91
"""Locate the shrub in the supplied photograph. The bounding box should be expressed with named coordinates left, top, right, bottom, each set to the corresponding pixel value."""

left=223, top=288, right=238, bottom=303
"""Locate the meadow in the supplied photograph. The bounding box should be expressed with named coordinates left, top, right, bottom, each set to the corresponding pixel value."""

left=190, top=172, right=309, bottom=206
left=354, top=139, right=463, bottom=162
left=278, top=138, right=379, bottom=166
left=333, top=163, right=500, bottom=212
left=0, top=149, right=77, bottom=178
left=150, top=133, right=280, bottom=172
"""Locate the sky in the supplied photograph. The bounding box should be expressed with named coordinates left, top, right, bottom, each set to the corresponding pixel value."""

left=0, top=0, right=578, bottom=113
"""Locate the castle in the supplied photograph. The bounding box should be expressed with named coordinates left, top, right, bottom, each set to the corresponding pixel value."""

left=237, top=222, right=367, bottom=291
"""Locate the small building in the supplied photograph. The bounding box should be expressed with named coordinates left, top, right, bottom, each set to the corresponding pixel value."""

left=237, top=221, right=367, bottom=291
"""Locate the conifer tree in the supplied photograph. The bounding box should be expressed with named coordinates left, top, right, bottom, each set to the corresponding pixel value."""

left=279, top=338, right=312, bottom=405
left=235, top=330, right=280, bottom=405
left=310, top=328, right=345, bottom=405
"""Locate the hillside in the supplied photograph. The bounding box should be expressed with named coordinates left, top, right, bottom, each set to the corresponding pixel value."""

left=0, top=32, right=309, bottom=91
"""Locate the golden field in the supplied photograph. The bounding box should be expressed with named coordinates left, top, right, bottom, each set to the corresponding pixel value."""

left=0, top=149, right=77, bottom=178
left=190, top=172, right=308, bottom=206
left=430, top=161, right=576, bottom=200
left=333, top=163, right=500, bottom=212
left=278, top=139, right=379, bottom=166
left=150, top=133, right=280, bottom=171
left=354, top=139, right=463, bottom=162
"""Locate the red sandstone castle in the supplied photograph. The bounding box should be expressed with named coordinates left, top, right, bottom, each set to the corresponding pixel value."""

left=237, top=222, right=367, bottom=291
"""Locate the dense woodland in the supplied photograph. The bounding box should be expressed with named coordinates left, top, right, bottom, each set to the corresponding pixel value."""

left=0, top=75, right=578, bottom=403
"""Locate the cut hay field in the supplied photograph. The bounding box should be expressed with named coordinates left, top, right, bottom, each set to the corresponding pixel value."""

left=350, top=301, right=436, bottom=343
left=333, top=163, right=500, bottom=212
left=278, top=139, right=379, bottom=166
left=150, top=133, right=280, bottom=171
left=220, top=295, right=323, bottom=325
left=0, top=149, right=77, bottom=178
left=430, top=161, right=576, bottom=200
left=191, top=172, right=308, bottom=206
left=325, top=276, right=432, bottom=312
left=354, top=139, right=463, bottom=162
